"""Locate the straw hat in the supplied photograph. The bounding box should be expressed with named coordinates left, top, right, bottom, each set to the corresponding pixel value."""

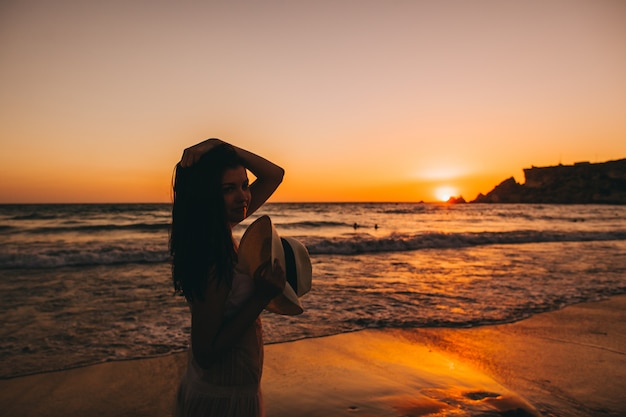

left=236, top=215, right=312, bottom=315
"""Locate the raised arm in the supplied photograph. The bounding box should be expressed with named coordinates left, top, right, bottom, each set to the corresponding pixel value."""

left=180, top=138, right=284, bottom=216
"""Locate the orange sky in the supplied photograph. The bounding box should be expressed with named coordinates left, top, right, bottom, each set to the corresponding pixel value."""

left=1, top=0, right=625, bottom=203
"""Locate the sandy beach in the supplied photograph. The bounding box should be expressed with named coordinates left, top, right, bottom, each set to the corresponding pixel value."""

left=1, top=295, right=624, bottom=417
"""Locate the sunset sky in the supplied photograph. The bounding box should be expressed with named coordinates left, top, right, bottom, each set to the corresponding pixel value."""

left=1, top=0, right=625, bottom=203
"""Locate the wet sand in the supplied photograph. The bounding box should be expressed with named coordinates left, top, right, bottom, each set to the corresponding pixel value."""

left=403, top=295, right=626, bottom=417
left=1, top=295, right=624, bottom=417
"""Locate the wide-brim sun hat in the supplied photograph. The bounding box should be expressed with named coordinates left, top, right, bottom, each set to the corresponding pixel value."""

left=236, top=215, right=312, bottom=315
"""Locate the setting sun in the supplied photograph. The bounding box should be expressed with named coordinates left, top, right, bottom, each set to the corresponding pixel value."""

left=435, top=186, right=458, bottom=202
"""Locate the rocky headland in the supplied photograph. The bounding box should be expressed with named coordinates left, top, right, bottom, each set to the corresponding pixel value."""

left=471, top=158, right=626, bottom=204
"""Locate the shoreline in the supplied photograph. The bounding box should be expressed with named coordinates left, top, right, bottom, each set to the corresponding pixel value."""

left=1, top=295, right=624, bottom=416
left=2, top=296, right=620, bottom=382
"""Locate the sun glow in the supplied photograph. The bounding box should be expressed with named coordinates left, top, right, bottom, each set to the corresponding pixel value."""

left=435, top=186, right=458, bottom=202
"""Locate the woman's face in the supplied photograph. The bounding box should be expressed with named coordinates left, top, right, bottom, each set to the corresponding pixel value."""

left=221, top=165, right=251, bottom=225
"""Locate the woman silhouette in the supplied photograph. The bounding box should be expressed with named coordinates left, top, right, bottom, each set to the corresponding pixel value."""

left=170, top=138, right=285, bottom=416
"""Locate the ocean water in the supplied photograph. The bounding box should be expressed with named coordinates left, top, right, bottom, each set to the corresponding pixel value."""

left=1, top=202, right=625, bottom=379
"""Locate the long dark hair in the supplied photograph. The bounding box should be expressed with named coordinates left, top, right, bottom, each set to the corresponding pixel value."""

left=170, top=143, right=243, bottom=302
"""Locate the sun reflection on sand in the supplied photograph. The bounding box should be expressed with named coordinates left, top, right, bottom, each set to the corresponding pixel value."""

left=264, top=329, right=539, bottom=416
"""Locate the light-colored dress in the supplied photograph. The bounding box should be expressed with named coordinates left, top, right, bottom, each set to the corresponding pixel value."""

left=174, top=271, right=265, bottom=417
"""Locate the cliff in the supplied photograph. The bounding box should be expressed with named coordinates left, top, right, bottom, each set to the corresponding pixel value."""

left=472, top=158, right=626, bottom=204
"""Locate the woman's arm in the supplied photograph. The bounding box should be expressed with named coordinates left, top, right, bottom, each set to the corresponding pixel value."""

left=180, top=138, right=284, bottom=216
left=230, top=142, right=284, bottom=217
left=190, top=260, right=285, bottom=369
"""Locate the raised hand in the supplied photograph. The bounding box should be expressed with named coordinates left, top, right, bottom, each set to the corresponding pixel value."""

left=180, top=138, right=224, bottom=167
